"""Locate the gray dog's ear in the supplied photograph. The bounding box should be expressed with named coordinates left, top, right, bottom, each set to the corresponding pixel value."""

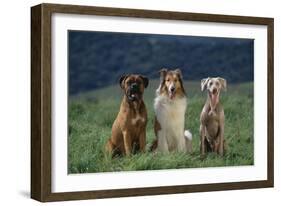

left=174, top=68, right=183, bottom=79
left=201, top=77, right=210, bottom=91
left=119, top=74, right=128, bottom=89
left=218, top=77, right=227, bottom=91
left=140, top=75, right=149, bottom=88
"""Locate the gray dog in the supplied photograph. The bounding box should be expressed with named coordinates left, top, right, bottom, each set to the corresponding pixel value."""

left=200, top=77, right=227, bottom=156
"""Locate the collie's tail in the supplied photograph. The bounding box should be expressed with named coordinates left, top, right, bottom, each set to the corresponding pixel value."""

left=184, top=130, right=193, bottom=153
left=184, top=130, right=192, bottom=141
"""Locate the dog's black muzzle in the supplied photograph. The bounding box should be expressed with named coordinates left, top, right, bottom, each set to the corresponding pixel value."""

left=130, top=83, right=139, bottom=93
left=127, top=83, right=141, bottom=101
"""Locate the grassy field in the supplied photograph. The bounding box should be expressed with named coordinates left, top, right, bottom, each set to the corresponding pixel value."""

left=68, top=80, right=254, bottom=174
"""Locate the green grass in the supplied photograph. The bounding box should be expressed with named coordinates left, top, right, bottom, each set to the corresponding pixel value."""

left=68, top=80, right=254, bottom=173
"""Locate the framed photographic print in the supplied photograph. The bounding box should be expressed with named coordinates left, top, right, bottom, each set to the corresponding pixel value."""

left=31, top=3, right=274, bottom=202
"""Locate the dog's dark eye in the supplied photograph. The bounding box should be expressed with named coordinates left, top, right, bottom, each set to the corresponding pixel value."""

left=166, top=79, right=170, bottom=82
left=215, top=82, right=219, bottom=86
left=209, top=82, right=213, bottom=86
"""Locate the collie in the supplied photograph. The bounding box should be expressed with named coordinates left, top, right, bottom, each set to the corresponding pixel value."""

left=151, top=68, right=192, bottom=153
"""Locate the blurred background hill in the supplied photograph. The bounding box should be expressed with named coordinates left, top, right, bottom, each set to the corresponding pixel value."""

left=68, top=31, right=253, bottom=95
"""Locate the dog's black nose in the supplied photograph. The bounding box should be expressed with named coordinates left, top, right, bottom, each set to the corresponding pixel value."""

left=130, top=83, right=139, bottom=92
left=131, top=83, right=137, bottom=88
left=170, top=87, right=175, bottom=92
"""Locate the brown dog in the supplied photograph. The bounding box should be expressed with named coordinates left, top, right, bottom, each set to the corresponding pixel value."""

left=105, top=74, right=149, bottom=156
left=200, top=77, right=227, bottom=156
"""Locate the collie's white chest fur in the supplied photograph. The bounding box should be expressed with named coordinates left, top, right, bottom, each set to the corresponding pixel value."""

left=154, top=95, right=190, bottom=152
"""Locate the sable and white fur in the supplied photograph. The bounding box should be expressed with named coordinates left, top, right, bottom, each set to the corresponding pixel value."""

left=152, top=68, right=192, bottom=153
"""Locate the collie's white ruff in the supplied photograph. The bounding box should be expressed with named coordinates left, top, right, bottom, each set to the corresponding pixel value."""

left=154, top=94, right=192, bottom=153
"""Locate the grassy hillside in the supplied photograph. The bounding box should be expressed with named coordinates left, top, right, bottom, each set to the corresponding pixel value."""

left=68, top=80, right=254, bottom=173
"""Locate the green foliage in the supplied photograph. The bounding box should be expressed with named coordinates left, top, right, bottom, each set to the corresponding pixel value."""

left=68, top=80, right=253, bottom=173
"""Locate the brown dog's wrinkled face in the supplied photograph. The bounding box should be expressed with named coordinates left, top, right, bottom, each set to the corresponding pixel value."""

left=120, top=74, right=149, bottom=101
left=201, top=77, right=227, bottom=108
left=159, top=68, right=185, bottom=99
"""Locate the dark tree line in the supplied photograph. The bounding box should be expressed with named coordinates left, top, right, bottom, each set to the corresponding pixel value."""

left=69, top=31, right=253, bottom=94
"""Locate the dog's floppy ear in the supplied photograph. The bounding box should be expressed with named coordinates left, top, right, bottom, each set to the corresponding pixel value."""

left=218, top=77, right=227, bottom=91
left=175, top=68, right=186, bottom=94
left=119, top=74, right=128, bottom=89
left=201, top=77, right=210, bottom=91
left=140, top=75, right=149, bottom=88
left=159, top=68, right=168, bottom=82
left=174, top=68, right=183, bottom=79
